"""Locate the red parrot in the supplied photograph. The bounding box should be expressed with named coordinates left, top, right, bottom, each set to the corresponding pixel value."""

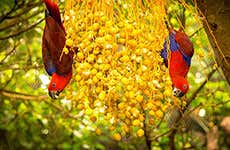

left=161, top=29, right=194, bottom=97
left=42, top=0, right=74, bottom=99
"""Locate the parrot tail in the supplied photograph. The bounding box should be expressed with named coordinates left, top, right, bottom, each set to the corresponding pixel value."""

left=43, top=0, right=62, bottom=25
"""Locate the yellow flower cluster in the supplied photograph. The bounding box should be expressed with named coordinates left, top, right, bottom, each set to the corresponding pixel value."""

left=64, top=0, right=176, bottom=138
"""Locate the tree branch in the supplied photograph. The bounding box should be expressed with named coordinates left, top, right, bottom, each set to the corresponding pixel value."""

left=186, top=67, right=217, bottom=108
left=6, top=1, right=43, bottom=19
left=0, top=89, right=48, bottom=100
left=0, top=72, right=15, bottom=90
left=0, top=10, right=43, bottom=32
left=189, top=27, right=203, bottom=38
left=0, top=0, right=18, bottom=23
left=0, top=64, right=42, bottom=72
left=0, top=18, right=44, bottom=40
left=0, top=89, right=80, bottom=120
left=143, top=115, right=152, bottom=150
left=0, top=42, right=19, bottom=63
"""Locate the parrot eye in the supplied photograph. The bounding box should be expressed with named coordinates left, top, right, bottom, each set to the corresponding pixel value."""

left=183, top=84, right=187, bottom=89
left=52, top=83, right=56, bottom=87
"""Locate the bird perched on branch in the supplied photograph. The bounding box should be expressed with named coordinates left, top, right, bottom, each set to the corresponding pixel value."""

left=42, top=0, right=74, bottom=99
left=161, top=28, right=194, bottom=97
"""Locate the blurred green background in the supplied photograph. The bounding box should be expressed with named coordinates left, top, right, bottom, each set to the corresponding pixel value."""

left=0, top=0, right=229, bottom=149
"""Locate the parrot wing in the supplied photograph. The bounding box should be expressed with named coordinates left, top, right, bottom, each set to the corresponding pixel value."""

left=42, top=31, right=56, bottom=76
left=175, top=31, right=194, bottom=66
left=160, top=33, right=180, bottom=67
left=42, top=0, right=73, bottom=75
left=175, top=31, right=194, bottom=57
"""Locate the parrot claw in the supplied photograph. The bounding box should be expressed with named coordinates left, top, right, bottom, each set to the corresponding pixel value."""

left=173, top=87, right=184, bottom=97
left=49, top=91, right=60, bottom=99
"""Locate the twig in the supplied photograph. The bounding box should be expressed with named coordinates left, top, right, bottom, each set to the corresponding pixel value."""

left=189, top=27, right=203, bottom=38
left=0, top=0, right=18, bottom=23
left=143, top=111, right=152, bottom=150
left=185, top=67, right=217, bottom=109
left=184, top=103, right=203, bottom=116
left=0, top=89, right=80, bottom=120
left=149, top=129, right=173, bottom=141
left=0, top=18, right=44, bottom=40
left=0, top=10, right=43, bottom=32
left=210, top=99, right=230, bottom=107
left=1, top=72, right=14, bottom=90
left=0, top=89, right=48, bottom=100
left=0, top=42, right=19, bottom=63
left=6, top=1, right=43, bottom=19
left=0, top=64, right=42, bottom=72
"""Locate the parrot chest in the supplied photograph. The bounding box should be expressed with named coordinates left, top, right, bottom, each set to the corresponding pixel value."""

left=169, top=51, right=190, bottom=78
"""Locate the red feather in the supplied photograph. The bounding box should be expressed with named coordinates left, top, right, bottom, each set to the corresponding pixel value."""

left=43, top=0, right=63, bottom=29
left=175, top=30, right=194, bottom=58
left=42, top=0, right=73, bottom=75
left=166, top=29, right=194, bottom=96
left=169, top=51, right=190, bottom=78
left=42, top=0, right=74, bottom=99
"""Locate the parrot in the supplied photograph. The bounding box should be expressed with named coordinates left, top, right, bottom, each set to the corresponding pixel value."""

left=42, top=0, right=74, bottom=99
left=161, top=29, right=194, bottom=97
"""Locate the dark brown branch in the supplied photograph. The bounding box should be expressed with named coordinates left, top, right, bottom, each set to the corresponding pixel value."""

left=0, top=18, right=44, bottom=40
left=0, top=0, right=18, bottom=23
left=6, top=1, right=43, bottom=19
left=0, top=10, right=43, bottom=32
left=143, top=116, right=151, bottom=150
left=169, top=130, right=176, bottom=150
left=186, top=67, right=217, bottom=109
left=180, top=5, right=186, bottom=29
left=149, top=129, right=173, bottom=141
left=189, top=27, right=203, bottom=38
left=0, top=1, right=42, bottom=23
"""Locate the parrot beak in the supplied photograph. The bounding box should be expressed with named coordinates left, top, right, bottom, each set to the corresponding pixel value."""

left=173, top=87, right=184, bottom=97
left=48, top=90, right=60, bottom=99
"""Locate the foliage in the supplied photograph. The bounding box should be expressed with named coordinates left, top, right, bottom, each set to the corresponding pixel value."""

left=0, top=0, right=229, bottom=149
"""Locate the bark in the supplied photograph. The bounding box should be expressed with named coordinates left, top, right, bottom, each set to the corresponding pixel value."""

left=196, top=0, right=230, bottom=84
left=207, top=126, right=219, bottom=150
left=221, top=116, right=230, bottom=134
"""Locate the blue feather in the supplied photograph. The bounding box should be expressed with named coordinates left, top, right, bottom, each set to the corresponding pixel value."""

left=160, top=41, right=168, bottom=65
left=180, top=50, right=192, bottom=66
left=169, top=33, right=191, bottom=66
left=169, top=33, right=179, bottom=51
left=46, top=61, right=56, bottom=76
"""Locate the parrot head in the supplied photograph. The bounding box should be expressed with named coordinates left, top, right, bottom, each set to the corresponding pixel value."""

left=171, top=76, right=189, bottom=97
left=48, top=71, right=72, bottom=99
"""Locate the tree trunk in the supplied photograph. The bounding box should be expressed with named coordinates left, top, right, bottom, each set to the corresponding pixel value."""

left=197, top=0, right=230, bottom=84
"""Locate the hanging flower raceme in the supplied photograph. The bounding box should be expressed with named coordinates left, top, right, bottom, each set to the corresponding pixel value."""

left=63, top=0, right=178, bottom=139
